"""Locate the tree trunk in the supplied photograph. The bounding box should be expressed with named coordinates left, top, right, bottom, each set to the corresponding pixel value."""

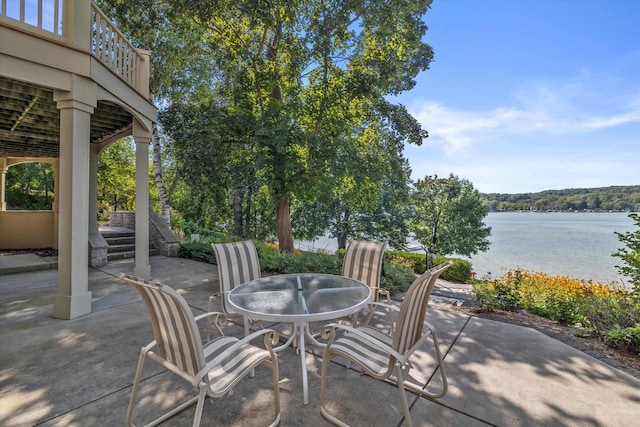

left=244, top=185, right=253, bottom=237
left=337, top=209, right=350, bottom=250
left=337, top=235, right=347, bottom=250
left=276, top=198, right=294, bottom=253
left=232, top=186, right=244, bottom=237
left=152, top=122, right=171, bottom=225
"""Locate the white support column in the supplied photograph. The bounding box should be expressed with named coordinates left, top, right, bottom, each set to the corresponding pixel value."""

left=0, top=157, right=6, bottom=211
left=88, top=149, right=99, bottom=235
left=52, top=159, right=60, bottom=248
left=52, top=77, right=96, bottom=320
left=133, top=120, right=151, bottom=279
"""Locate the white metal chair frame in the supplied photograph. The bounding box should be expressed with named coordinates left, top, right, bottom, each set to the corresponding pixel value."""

left=120, top=273, right=281, bottom=427
left=319, top=261, right=453, bottom=427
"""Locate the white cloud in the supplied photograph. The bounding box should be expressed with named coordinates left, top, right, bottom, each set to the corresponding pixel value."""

left=403, top=72, right=640, bottom=193
left=408, top=77, right=640, bottom=156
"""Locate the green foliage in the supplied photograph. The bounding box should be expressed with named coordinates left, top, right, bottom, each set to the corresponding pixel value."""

left=470, top=268, right=640, bottom=353
left=438, top=258, right=473, bottom=283
left=411, top=174, right=491, bottom=257
left=145, top=0, right=435, bottom=251
left=471, top=281, right=522, bottom=312
left=380, top=261, right=416, bottom=296
left=178, top=240, right=215, bottom=264
left=178, top=238, right=415, bottom=296
left=387, top=250, right=427, bottom=274
left=483, top=185, right=640, bottom=212
left=384, top=251, right=471, bottom=283
left=605, top=324, right=640, bottom=354
left=577, top=291, right=640, bottom=335
left=260, top=249, right=342, bottom=276
left=97, top=139, right=136, bottom=213
left=613, top=212, right=640, bottom=295
left=178, top=221, right=225, bottom=240
left=5, top=162, right=54, bottom=210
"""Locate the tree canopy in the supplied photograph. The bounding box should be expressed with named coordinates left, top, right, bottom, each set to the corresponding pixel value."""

left=411, top=174, right=491, bottom=257
left=155, top=0, right=434, bottom=251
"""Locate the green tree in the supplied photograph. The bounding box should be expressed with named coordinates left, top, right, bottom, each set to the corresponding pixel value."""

left=96, top=0, right=217, bottom=224
left=614, top=212, right=640, bottom=294
left=291, top=101, right=421, bottom=249
left=160, top=96, right=262, bottom=236
left=166, top=0, right=434, bottom=252
left=5, top=162, right=53, bottom=210
left=411, top=174, right=491, bottom=257
left=97, top=139, right=137, bottom=214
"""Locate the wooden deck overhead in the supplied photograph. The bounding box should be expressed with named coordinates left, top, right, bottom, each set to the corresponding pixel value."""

left=0, top=77, right=134, bottom=158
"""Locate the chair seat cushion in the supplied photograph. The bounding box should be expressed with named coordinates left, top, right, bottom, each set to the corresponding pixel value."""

left=204, top=336, right=271, bottom=394
left=328, top=326, right=393, bottom=376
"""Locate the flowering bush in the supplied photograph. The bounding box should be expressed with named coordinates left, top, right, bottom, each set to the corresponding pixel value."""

left=471, top=268, right=640, bottom=352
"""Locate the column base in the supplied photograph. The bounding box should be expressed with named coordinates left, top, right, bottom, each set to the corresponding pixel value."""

left=134, top=264, right=151, bottom=280
left=53, top=291, right=92, bottom=320
left=88, top=233, right=108, bottom=267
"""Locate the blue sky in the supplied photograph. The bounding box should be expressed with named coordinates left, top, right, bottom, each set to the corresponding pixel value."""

left=394, top=0, right=640, bottom=194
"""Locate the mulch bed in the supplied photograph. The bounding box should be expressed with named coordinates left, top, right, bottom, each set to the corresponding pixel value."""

left=0, top=248, right=58, bottom=257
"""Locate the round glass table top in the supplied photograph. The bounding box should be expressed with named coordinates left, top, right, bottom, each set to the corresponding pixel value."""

left=227, top=273, right=371, bottom=322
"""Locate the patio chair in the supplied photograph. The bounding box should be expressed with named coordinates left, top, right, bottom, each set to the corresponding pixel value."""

left=209, top=240, right=262, bottom=338
left=341, top=240, right=391, bottom=328
left=120, top=273, right=281, bottom=427
left=319, top=261, right=453, bottom=427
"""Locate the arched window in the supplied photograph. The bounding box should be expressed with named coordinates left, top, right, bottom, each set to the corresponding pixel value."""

left=6, top=162, right=54, bottom=210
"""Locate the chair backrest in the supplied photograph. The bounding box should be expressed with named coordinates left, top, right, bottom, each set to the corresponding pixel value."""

left=120, top=274, right=205, bottom=377
left=211, top=240, right=261, bottom=314
left=342, top=240, right=386, bottom=301
left=392, top=261, right=452, bottom=355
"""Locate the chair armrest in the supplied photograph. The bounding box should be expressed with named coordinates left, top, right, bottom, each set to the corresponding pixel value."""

left=367, top=301, right=400, bottom=313
left=320, top=323, right=404, bottom=361
left=194, top=311, right=226, bottom=323
left=193, top=328, right=280, bottom=385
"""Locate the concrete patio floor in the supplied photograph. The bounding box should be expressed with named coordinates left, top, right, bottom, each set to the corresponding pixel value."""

left=1, top=255, right=639, bottom=426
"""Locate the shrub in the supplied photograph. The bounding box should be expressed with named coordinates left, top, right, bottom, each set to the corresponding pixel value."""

left=471, top=280, right=521, bottom=311
left=258, top=247, right=342, bottom=275
left=435, top=257, right=472, bottom=283
left=381, top=257, right=418, bottom=295
left=179, top=239, right=415, bottom=296
left=578, top=291, right=640, bottom=335
left=613, top=212, right=640, bottom=296
left=471, top=282, right=499, bottom=310
left=469, top=267, right=639, bottom=353
left=386, top=250, right=426, bottom=274
left=178, top=240, right=214, bottom=264
left=385, top=251, right=471, bottom=283
left=605, top=324, right=640, bottom=354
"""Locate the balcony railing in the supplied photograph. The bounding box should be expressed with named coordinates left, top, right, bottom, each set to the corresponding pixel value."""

left=1, top=0, right=148, bottom=95
left=90, top=4, right=142, bottom=89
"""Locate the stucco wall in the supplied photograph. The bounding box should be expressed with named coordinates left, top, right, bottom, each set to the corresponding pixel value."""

left=0, top=211, right=55, bottom=249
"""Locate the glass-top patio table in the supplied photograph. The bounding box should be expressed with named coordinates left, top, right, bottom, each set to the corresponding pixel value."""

left=228, top=273, right=371, bottom=405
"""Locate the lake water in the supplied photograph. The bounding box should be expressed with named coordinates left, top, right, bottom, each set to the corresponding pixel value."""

left=462, top=212, right=636, bottom=285
left=295, top=212, right=637, bottom=286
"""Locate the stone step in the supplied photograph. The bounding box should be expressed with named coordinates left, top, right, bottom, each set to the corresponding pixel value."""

left=107, top=244, right=135, bottom=253
left=100, top=231, right=135, bottom=239
left=104, top=236, right=135, bottom=246
left=100, top=226, right=159, bottom=263
left=107, top=251, right=136, bottom=261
